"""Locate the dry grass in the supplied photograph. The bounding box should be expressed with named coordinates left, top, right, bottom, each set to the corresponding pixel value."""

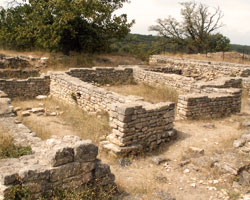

left=12, top=98, right=111, bottom=143
left=45, top=53, right=142, bottom=72
left=162, top=51, right=250, bottom=65
left=103, top=83, right=179, bottom=104
left=0, top=132, right=32, bottom=159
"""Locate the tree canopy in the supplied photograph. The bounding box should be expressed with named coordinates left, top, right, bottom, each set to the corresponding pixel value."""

left=149, top=1, right=230, bottom=54
left=0, top=0, right=134, bottom=54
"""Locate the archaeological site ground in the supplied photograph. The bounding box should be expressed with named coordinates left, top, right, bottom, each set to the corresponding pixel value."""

left=0, top=52, right=249, bottom=200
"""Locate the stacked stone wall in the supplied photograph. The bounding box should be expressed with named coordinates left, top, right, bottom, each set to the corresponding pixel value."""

left=132, top=66, right=195, bottom=92
left=124, top=66, right=243, bottom=119
left=0, top=94, right=115, bottom=200
left=66, top=67, right=134, bottom=85
left=0, top=69, right=40, bottom=79
left=50, top=69, right=176, bottom=155
left=0, top=75, right=50, bottom=98
left=144, top=67, right=182, bottom=75
left=149, top=55, right=250, bottom=80
left=177, top=89, right=242, bottom=119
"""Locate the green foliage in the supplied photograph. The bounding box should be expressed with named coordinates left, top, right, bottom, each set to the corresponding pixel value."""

left=230, top=44, right=250, bottom=54
left=0, top=0, right=134, bottom=54
left=111, top=34, right=165, bottom=60
left=71, top=92, right=77, bottom=103
left=5, top=185, right=32, bottom=200
left=0, top=134, right=32, bottom=159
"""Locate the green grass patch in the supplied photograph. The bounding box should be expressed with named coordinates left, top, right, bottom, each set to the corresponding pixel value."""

left=0, top=133, right=32, bottom=159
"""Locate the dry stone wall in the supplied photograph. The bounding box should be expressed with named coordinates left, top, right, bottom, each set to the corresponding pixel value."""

left=0, top=75, right=50, bottom=98
left=132, top=66, right=195, bottom=92
left=144, top=67, right=182, bottom=75
left=149, top=55, right=250, bottom=80
left=0, top=94, right=115, bottom=200
left=124, top=66, right=243, bottom=119
left=177, top=89, right=242, bottom=119
left=50, top=68, right=176, bottom=155
left=66, top=67, right=134, bottom=85
left=0, top=69, right=40, bottom=79
left=177, top=78, right=242, bottom=119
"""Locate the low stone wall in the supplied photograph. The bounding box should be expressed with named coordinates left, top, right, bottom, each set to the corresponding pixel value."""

left=0, top=75, right=50, bottom=98
left=177, top=89, right=242, bottom=119
left=144, top=67, right=182, bottom=75
left=0, top=95, right=115, bottom=200
left=149, top=55, right=250, bottom=80
left=191, top=77, right=242, bottom=93
left=0, top=54, right=31, bottom=69
left=0, top=69, right=40, bottom=79
left=66, top=67, right=134, bottom=85
left=132, top=66, right=195, bottom=92
left=242, top=77, right=250, bottom=95
left=50, top=70, right=176, bottom=155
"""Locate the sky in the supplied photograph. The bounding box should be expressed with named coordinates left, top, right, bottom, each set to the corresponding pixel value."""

left=115, top=0, right=250, bottom=46
left=0, top=0, right=249, bottom=45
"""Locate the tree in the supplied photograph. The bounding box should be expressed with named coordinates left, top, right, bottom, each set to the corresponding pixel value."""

left=0, top=0, right=134, bottom=54
left=149, top=1, right=226, bottom=54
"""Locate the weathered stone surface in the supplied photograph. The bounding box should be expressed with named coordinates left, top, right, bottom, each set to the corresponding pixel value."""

left=21, top=111, right=30, bottom=117
left=0, top=76, right=50, bottom=99
left=0, top=98, right=115, bottom=199
left=233, top=139, right=246, bottom=148
left=188, top=147, right=205, bottom=155
left=50, top=69, right=176, bottom=156
left=31, top=107, right=45, bottom=113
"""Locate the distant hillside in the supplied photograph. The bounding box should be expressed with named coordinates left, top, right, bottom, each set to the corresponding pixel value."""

left=230, top=44, right=250, bottom=54
left=119, top=33, right=250, bottom=54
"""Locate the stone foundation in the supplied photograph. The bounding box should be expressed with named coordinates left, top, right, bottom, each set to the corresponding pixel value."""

left=0, top=93, right=115, bottom=200
left=149, top=55, right=250, bottom=80
left=132, top=65, right=195, bottom=92
left=66, top=67, right=134, bottom=85
left=0, top=75, right=50, bottom=98
left=123, top=66, right=243, bottom=119
left=0, top=69, right=40, bottom=79
left=177, top=89, right=242, bottom=119
left=50, top=68, right=176, bottom=155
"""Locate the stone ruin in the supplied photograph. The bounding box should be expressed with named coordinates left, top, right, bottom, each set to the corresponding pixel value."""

left=0, top=54, right=249, bottom=199
left=0, top=91, right=114, bottom=200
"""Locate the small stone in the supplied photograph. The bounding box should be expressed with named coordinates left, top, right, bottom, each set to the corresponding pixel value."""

left=14, top=107, right=22, bottom=112
left=14, top=120, right=21, bottom=124
left=36, top=95, right=48, bottom=100
left=208, top=187, right=217, bottom=191
left=203, top=123, right=215, bottom=129
left=49, top=112, right=57, bottom=116
left=233, top=139, right=246, bottom=148
left=21, top=111, right=30, bottom=117
left=190, top=183, right=196, bottom=188
left=32, top=107, right=45, bottom=113
left=188, top=146, right=204, bottom=155
left=179, top=160, right=190, bottom=167
left=150, top=156, right=170, bottom=165
left=184, top=169, right=190, bottom=173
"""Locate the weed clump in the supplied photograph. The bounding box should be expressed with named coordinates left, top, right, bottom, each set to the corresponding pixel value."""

left=0, top=133, right=32, bottom=159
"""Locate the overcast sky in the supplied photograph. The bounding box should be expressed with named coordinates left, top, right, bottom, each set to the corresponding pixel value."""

left=116, top=0, right=250, bottom=46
